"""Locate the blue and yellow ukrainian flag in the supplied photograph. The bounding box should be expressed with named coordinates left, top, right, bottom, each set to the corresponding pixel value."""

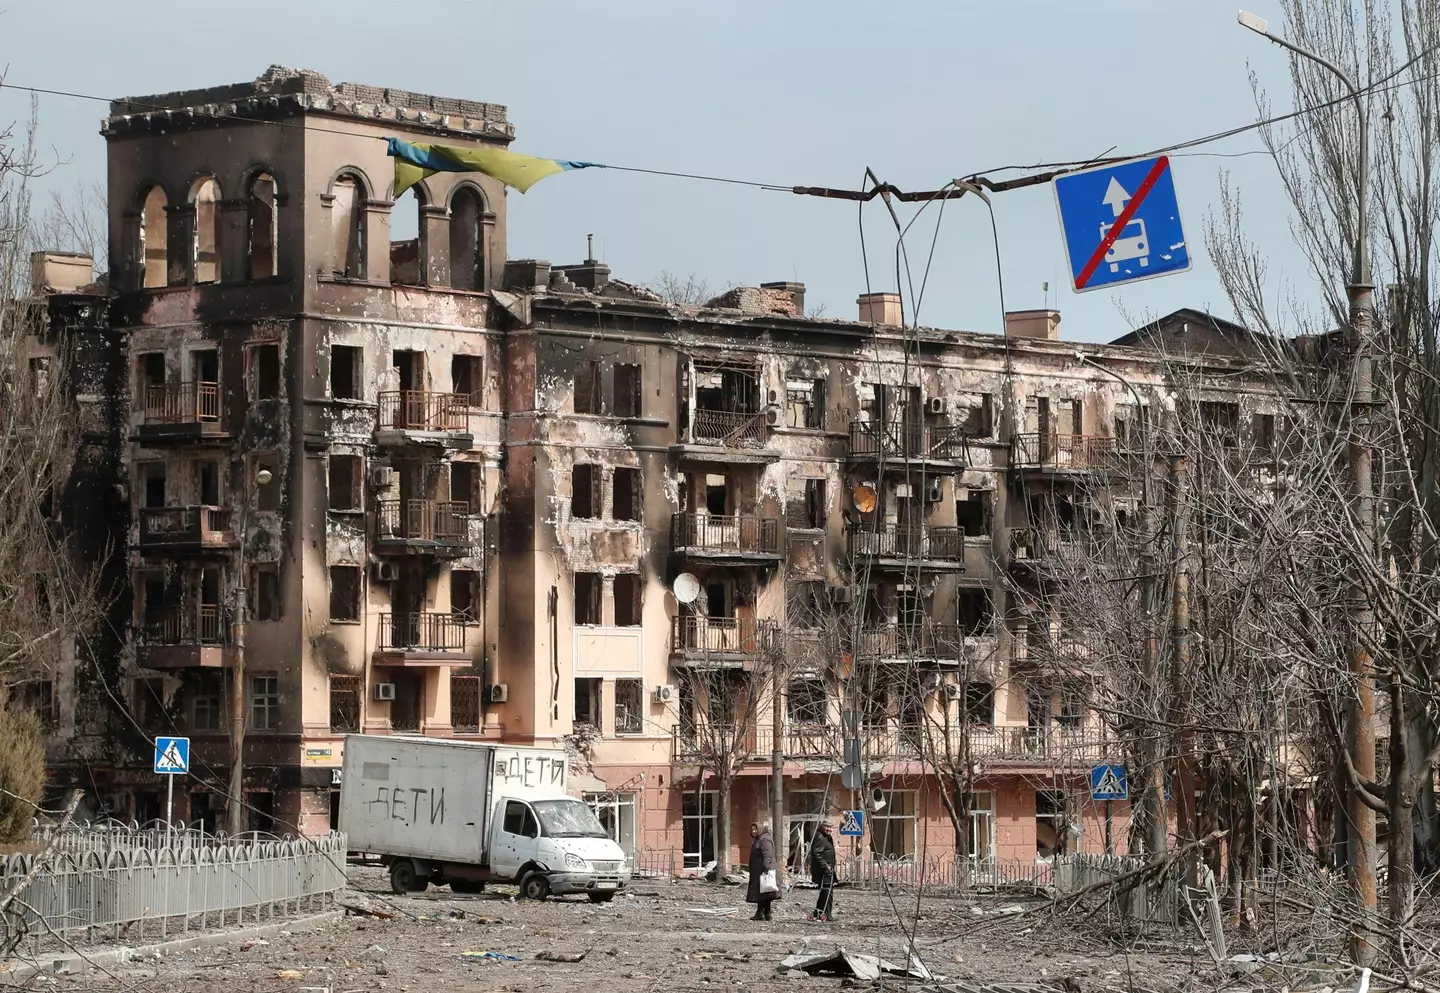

left=387, top=137, right=596, bottom=196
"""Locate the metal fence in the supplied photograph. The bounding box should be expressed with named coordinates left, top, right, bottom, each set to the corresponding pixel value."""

left=0, top=825, right=348, bottom=954
left=1052, top=853, right=1180, bottom=923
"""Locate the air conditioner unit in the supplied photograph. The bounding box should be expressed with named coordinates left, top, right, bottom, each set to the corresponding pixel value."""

left=941, top=682, right=963, bottom=700
left=373, top=682, right=397, bottom=701
left=829, top=587, right=853, bottom=604
left=767, top=388, right=780, bottom=406
left=653, top=684, right=676, bottom=704
left=765, top=408, right=782, bottom=426
left=925, top=479, right=944, bottom=503
left=488, top=683, right=509, bottom=704
left=372, top=561, right=399, bottom=583
left=369, top=465, right=395, bottom=489
left=895, top=483, right=913, bottom=499
left=927, top=397, right=948, bottom=415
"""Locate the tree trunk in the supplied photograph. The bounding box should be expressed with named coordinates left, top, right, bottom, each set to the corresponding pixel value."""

left=716, top=772, right=732, bottom=881
left=1388, top=677, right=1416, bottom=963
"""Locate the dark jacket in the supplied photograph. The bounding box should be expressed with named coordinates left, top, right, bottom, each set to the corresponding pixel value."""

left=745, top=828, right=778, bottom=903
left=809, top=828, right=836, bottom=882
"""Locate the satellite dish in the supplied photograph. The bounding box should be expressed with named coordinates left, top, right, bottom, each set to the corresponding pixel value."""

left=673, top=573, right=701, bottom=605
left=871, top=786, right=887, bottom=813
left=853, top=485, right=878, bottom=514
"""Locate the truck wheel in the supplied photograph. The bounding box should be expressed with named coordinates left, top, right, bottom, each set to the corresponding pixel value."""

left=520, top=873, right=550, bottom=901
left=587, top=892, right=615, bottom=904
left=390, top=860, right=419, bottom=894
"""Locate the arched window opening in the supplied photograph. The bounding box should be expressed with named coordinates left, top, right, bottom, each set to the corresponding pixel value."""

left=390, top=187, right=423, bottom=286
left=449, top=187, right=485, bottom=291
left=330, top=174, right=364, bottom=279
left=140, top=186, right=168, bottom=289
left=249, top=172, right=278, bottom=279
left=191, top=177, right=220, bottom=284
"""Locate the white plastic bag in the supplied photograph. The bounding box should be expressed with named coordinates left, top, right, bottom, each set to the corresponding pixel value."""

left=759, top=869, right=779, bottom=895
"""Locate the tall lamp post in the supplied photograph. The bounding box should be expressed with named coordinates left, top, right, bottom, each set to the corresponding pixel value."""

left=1239, top=9, right=1376, bottom=966
left=228, top=467, right=273, bottom=837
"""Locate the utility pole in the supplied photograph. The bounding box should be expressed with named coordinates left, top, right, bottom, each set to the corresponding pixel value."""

left=1239, top=11, right=1376, bottom=966
left=228, top=467, right=272, bottom=837
left=1167, top=454, right=1196, bottom=873
left=771, top=645, right=784, bottom=884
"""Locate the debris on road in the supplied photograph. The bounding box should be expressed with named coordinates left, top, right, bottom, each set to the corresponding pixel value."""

left=460, top=951, right=521, bottom=963
left=536, top=950, right=588, bottom=963
left=686, top=906, right=738, bottom=916
left=777, top=947, right=934, bottom=981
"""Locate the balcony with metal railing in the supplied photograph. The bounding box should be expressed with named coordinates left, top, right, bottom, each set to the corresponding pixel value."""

left=847, top=421, right=970, bottom=469
left=853, top=623, right=972, bottom=664
left=136, top=605, right=234, bottom=670
left=846, top=522, right=965, bottom=571
left=670, top=513, right=783, bottom=563
left=669, top=615, right=778, bottom=666
left=375, top=500, right=471, bottom=556
left=375, top=391, right=473, bottom=447
left=674, top=407, right=778, bottom=464
left=374, top=612, right=473, bottom=665
left=136, top=382, right=226, bottom=444
left=137, top=506, right=237, bottom=555
left=1010, top=433, right=1117, bottom=472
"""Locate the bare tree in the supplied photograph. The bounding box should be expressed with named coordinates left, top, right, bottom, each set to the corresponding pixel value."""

left=648, top=271, right=729, bottom=308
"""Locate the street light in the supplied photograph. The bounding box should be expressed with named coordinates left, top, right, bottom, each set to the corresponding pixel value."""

left=1238, top=10, right=1377, bottom=967
left=228, top=466, right=273, bottom=837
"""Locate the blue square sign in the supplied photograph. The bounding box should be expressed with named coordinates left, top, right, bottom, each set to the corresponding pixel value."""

left=1054, top=155, right=1191, bottom=293
left=1089, top=764, right=1128, bottom=801
left=154, top=736, right=190, bottom=775
left=839, top=810, right=866, bottom=837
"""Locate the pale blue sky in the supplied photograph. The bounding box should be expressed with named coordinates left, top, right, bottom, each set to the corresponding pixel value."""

left=1, top=0, right=1317, bottom=341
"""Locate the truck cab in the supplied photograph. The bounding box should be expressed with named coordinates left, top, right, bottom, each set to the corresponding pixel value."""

left=489, top=796, right=629, bottom=901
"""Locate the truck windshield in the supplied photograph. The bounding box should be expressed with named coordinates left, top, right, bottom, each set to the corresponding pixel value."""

left=532, top=799, right=609, bottom=839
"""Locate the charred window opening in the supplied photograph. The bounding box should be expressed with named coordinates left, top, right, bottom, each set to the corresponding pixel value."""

left=329, top=675, right=360, bottom=733
left=612, top=467, right=641, bottom=522
left=704, top=474, right=729, bottom=516
left=785, top=378, right=824, bottom=429
left=251, top=344, right=280, bottom=401
left=329, top=566, right=361, bottom=622
left=193, top=676, right=222, bottom=732
left=788, top=478, right=826, bottom=530
left=705, top=580, right=731, bottom=619
left=136, top=678, right=167, bottom=732
left=331, top=345, right=361, bottom=400
left=328, top=455, right=362, bottom=511
left=248, top=172, right=278, bottom=280
left=139, top=462, right=166, bottom=508
left=615, top=678, right=643, bottom=734
left=787, top=581, right=827, bottom=629
left=452, top=354, right=483, bottom=406
left=574, top=360, right=602, bottom=415
left=957, top=393, right=994, bottom=437
left=689, top=360, right=763, bottom=443
left=138, top=352, right=166, bottom=396
left=449, top=186, right=486, bottom=291
left=964, top=682, right=994, bottom=726
left=1059, top=684, right=1087, bottom=727
left=255, top=454, right=280, bottom=512
left=196, top=460, right=220, bottom=505
left=1199, top=401, right=1241, bottom=446
left=191, top=177, right=220, bottom=284
left=330, top=174, right=365, bottom=280
left=27, top=356, right=50, bottom=399
left=572, top=464, right=599, bottom=519
left=451, top=569, right=478, bottom=623
left=613, top=573, right=642, bottom=626
left=139, top=186, right=168, bottom=289
left=613, top=363, right=642, bottom=418
left=251, top=565, right=280, bottom=622
left=1252, top=412, right=1276, bottom=452
left=788, top=678, right=827, bottom=724
left=451, top=461, right=477, bottom=510
left=390, top=187, right=423, bottom=286
left=957, top=588, right=993, bottom=635
left=393, top=350, right=424, bottom=393
left=1036, top=790, right=1068, bottom=857
left=574, top=677, right=602, bottom=728
left=955, top=490, right=990, bottom=537
left=574, top=572, right=602, bottom=625
left=1113, top=403, right=1150, bottom=448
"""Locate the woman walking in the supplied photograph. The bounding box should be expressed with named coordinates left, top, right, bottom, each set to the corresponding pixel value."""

left=745, top=821, right=779, bottom=921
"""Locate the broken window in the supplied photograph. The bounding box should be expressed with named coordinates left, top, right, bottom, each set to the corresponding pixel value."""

left=329, top=675, right=360, bottom=733
left=571, top=464, right=599, bottom=519
left=449, top=186, right=486, bottom=291
left=452, top=354, right=483, bottom=406
left=1199, top=401, right=1241, bottom=446
left=1056, top=397, right=1083, bottom=436
left=1036, top=791, right=1068, bottom=856
left=451, top=461, right=477, bottom=510
left=191, top=176, right=220, bottom=284
left=329, top=174, right=364, bottom=279
left=955, top=491, right=990, bottom=537
left=574, top=677, right=602, bottom=727
left=393, top=350, right=424, bottom=392
left=139, top=462, right=166, bottom=508
left=329, top=454, right=362, bottom=511
left=967, top=793, right=995, bottom=860
left=788, top=478, right=826, bottom=530
left=681, top=790, right=717, bottom=869
left=254, top=454, right=280, bottom=512
left=613, top=363, right=642, bottom=417
left=574, top=360, right=602, bottom=415
left=1252, top=412, right=1276, bottom=452
left=574, top=572, right=602, bottom=625
left=389, top=188, right=423, bottom=286
left=27, top=356, right=51, bottom=399
left=193, top=677, right=222, bottom=732
left=195, top=459, right=220, bottom=505
left=329, top=566, right=361, bottom=622
left=613, top=573, right=642, bottom=626
left=451, top=570, right=478, bottom=623
left=957, top=588, right=993, bottom=636
left=249, top=673, right=280, bottom=732
left=1113, top=403, right=1150, bottom=448
left=788, top=678, right=827, bottom=725
left=786, top=581, right=826, bottom=629
left=137, top=352, right=166, bottom=400
left=136, top=678, right=167, bottom=732
left=251, top=344, right=280, bottom=401
left=958, top=393, right=994, bottom=437
left=615, top=679, right=643, bottom=734
left=705, top=473, right=729, bottom=515
left=140, top=186, right=168, bottom=289
left=1059, top=684, right=1086, bottom=728
left=869, top=790, right=916, bottom=859
left=251, top=565, right=280, bottom=622
left=785, top=378, right=824, bottom=429
left=248, top=172, right=278, bottom=280
left=964, top=682, right=994, bottom=726
left=612, top=467, right=641, bottom=522
left=331, top=345, right=361, bottom=400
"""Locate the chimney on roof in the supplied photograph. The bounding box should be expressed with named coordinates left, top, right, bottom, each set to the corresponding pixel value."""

left=1004, top=309, right=1061, bottom=340
left=30, top=252, right=94, bottom=295
left=858, top=292, right=902, bottom=326
left=760, top=281, right=806, bottom=317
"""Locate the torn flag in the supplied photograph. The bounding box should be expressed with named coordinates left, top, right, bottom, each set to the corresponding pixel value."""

left=387, top=137, right=596, bottom=196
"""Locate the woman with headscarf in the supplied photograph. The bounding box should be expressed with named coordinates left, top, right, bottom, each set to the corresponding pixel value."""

left=745, top=821, right=779, bottom=921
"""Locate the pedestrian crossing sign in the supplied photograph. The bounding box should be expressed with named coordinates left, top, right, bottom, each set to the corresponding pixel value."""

left=839, top=809, right=865, bottom=837
left=1089, top=764, right=1128, bottom=801
left=154, top=736, right=190, bottom=775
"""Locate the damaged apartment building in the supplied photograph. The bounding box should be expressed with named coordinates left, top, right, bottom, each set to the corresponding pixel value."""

left=36, top=67, right=1281, bottom=859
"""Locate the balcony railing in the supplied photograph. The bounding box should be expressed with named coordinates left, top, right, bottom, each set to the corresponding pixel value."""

left=670, top=616, right=777, bottom=658
left=138, top=506, right=235, bottom=549
left=376, top=500, right=470, bottom=543
left=847, top=523, right=965, bottom=562
left=1008, top=528, right=1093, bottom=564
left=142, top=382, right=221, bottom=424
left=690, top=408, right=769, bottom=448
left=378, top=391, right=469, bottom=432
left=670, top=513, right=782, bottom=556
left=848, top=421, right=970, bottom=462
left=673, top=723, right=1111, bottom=766
left=1010, top=433, right=1116, bottom=470
left=377, top=612, right=469, bottom=652
left=854, top=623, right=971, bottom=661
left=142, top=605, right=227, bottom=645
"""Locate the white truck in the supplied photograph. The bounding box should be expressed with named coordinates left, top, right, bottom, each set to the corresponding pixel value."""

left=339, top=736, right=631, bottom=901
